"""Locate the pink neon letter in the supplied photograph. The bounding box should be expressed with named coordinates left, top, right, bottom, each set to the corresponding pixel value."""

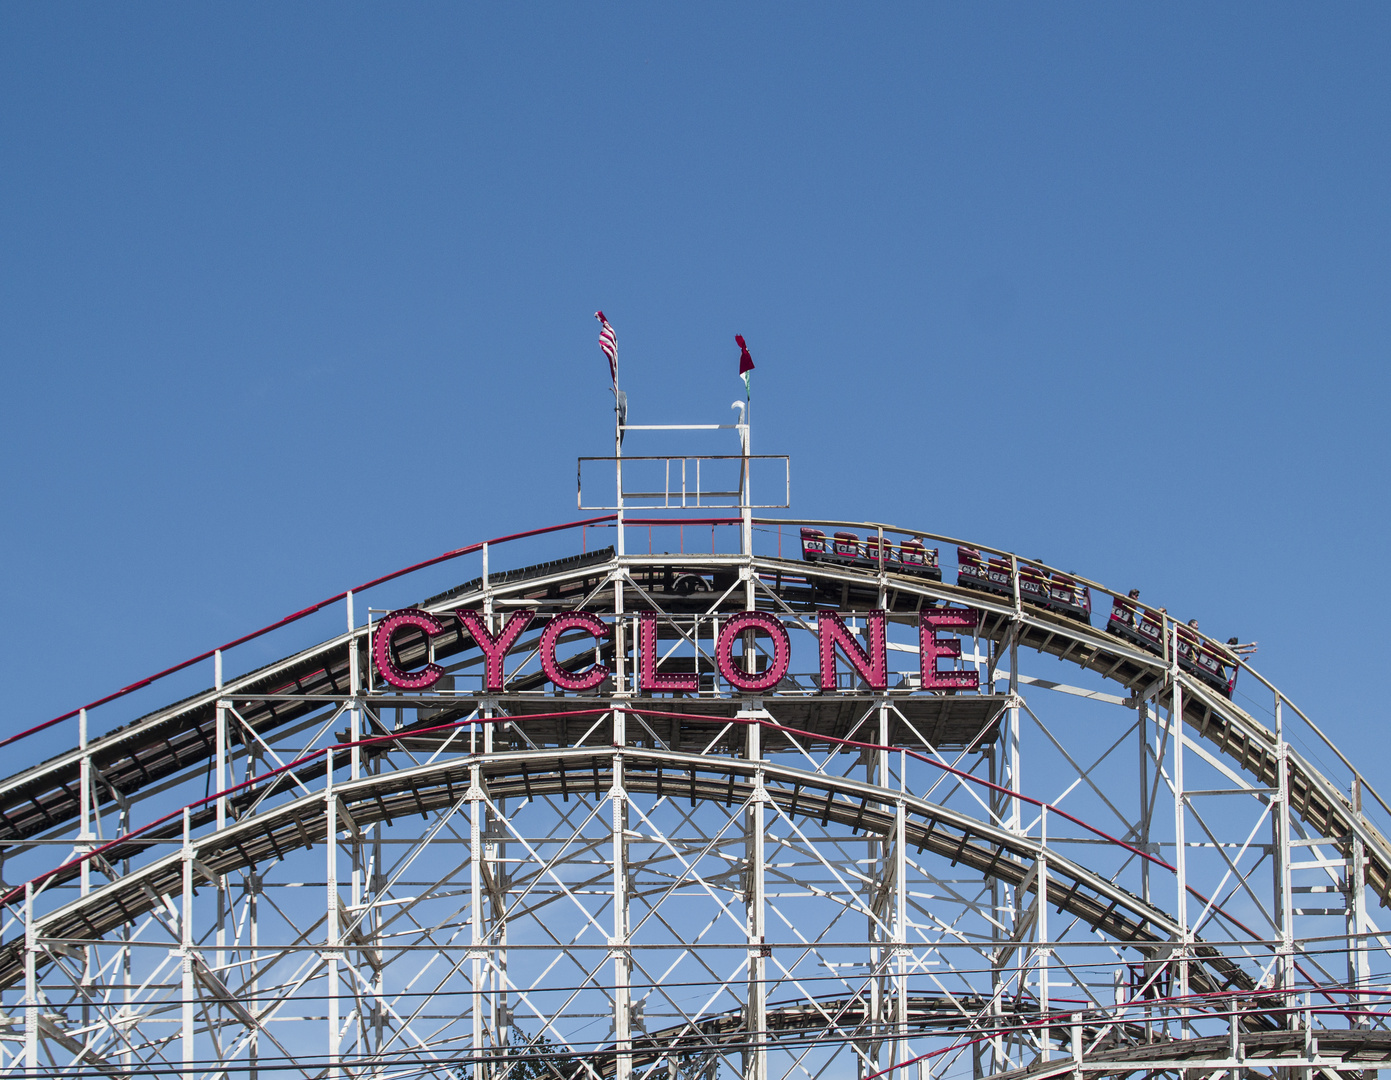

left=455, top=609, right=534, bottom=691
left=373, top=608, right=446, bottom=690
left=919, top=608, right=980, bottom=690
left=639, top=612, right=699, bottom=693
left=541, top=612, right=612, bottom=692
left=817, top=609, right=888, bottom=691
left=717, top=611, right=791, bottom=693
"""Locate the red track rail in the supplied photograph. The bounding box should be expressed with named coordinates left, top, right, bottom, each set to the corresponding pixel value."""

left=0, top=514, right=621, bottom=751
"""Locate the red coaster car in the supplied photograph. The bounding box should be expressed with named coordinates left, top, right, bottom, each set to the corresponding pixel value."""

left=833, top=531, right=862, bottom=561
left=1176, top=625, right=1235, bottom=697
left=1015, top=563, right=1093, bottom=624
left=1046, top=573, right=1092, bottom=624
left=863, top=534, right=902, bottom=571
left=1107, top=595, right=1164, bottom=654
left=1107, top=595, right=1139, bottom=638
left=801, top=527, right=943, bottom=582
left=1019, top=563, right=1050, bottom=607
left=957, top=547, right=1013, bottom=598
left=899, top=538, right=943, bottom=582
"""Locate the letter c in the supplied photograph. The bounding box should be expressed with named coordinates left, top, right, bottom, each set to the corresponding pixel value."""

left=541, top=612, right=612, bottom=691
left=373, top=608, right=446, bottom=689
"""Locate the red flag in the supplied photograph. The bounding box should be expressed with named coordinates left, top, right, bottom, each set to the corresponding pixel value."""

left=595, top=311, right=618, bottom=386
left=736, top=334, right=754, bottom=397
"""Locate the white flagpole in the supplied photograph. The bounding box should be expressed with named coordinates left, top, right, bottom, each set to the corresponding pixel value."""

left=613, top=346, right=624, bottom=558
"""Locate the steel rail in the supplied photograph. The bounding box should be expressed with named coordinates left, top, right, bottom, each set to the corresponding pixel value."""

left=0, top=514, right=620, bottom=751
left=0, top=743, right=1252, bottom=1001
left=0, top=702, right=1317, bottom=1024
left=0, top=700, right=1279, bottom=944
left=751, top=514, right=1391, bottom=822
left=9, top=508, right=1371, bottom=832
left=5, top=511, right=1364, bottom=823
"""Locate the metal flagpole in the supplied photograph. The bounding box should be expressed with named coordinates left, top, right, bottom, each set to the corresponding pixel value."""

left=595, top=311, right=624, bottom=556
left=615, top=379, right=624, bottom=558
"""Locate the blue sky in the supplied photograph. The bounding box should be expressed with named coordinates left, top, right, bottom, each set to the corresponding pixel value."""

left=1, top=6, right=1388, bottom=764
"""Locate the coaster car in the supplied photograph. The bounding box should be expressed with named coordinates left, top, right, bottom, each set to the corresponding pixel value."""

left=833, top=531, right=860, bottom=559
left=1106, top=598, right=1235, bottom=697
left=1019, top=563, right=1050, bottom=607
left=898, top=538, right=942, bottom=580
left=960, top=549, right=1091, bottom=623
left=800, top=528, right=941, bottom=581
left=799, top=528, right=829, bottom=558
left=863, top=534, right=902, bottom=572
left=956, top=547, right=1014, bottom=598
left=1045, top=572, right=1092, bottom=624
left=1106, top=596, right=1166, bottom=653
left=1177, top=624, right=1237, bottom=697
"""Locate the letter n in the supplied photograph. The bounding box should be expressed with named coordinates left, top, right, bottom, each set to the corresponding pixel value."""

left=817, top=609, right=888, bottom=690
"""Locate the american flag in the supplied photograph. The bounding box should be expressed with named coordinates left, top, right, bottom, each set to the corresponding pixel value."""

left=595, top=311, right=618, bottom=386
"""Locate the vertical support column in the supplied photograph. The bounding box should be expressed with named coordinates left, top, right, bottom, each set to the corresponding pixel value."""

left=348, top=594, right=361, bottom=783
left=1347, top=778, right=1370, bottom=1021
left=615, top=403, right=626, bottom=558
left=469, top=763, right=486, bottom=1079
left=1170, top=657, right=1190, bottom=1030
left=894, top=788, right=908, bottom=1076
left=864, top=700, right=891, bottom=1078
left=214, top=649, right=225, bottom=822
left=614, top=570, right=628, bottom=694
left=1007, top=631, right=1022, bottom=832
left=1137, top=697, right=1151, bottom=906
left=215, top=652, right=228, bottom=978
left=121, top=783, right=133, bottom=1075
left=1273, top=694, right=1295, bottom=1018
left=494, top=807, right=510, bottom=1060
left=369, top=764, right=383, bottom=1066
left=991, top=627, right=1022, bottom=1074
left=745, top=719, right=767, bottom=1080
left=181, top=809, right=195, bottom=1071
left=78, top=709, right=91, bottom=890
left=985, top=742, right=1004, bottom=1080
left=611, top=546, right=631, bottom=1080
left=1037, top=806, right=1050, bottom=1062
left=738, top=402, right=752, bottom=558
left=24, top=883, right=37, bottom=1074
left=612, top=705, right=632, bottom=1080
left=479, top=599, right=509, bottom=1061
left=78, top=708, right=93, bottom=1005
left=346, top=592, right=365, bottom=1069
left=326, top=756, right=341, bottom=1080
left=246, top=710, right=262, bottom=1080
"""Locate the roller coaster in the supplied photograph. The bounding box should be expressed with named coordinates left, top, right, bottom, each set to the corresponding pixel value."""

left=1, top=409, right=1388, bottom=1080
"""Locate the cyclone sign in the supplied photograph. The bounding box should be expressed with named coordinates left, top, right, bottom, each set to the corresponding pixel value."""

left=372, top=606, right=981, bottom=694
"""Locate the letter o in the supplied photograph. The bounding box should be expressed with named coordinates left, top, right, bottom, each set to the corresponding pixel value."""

left=717, top=611, right=790, bottom=693
left=373, top=608, right=445, bottom=690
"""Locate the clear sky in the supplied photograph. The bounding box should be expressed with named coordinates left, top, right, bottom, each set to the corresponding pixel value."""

left=1, top=6, right=1388, bottom=764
